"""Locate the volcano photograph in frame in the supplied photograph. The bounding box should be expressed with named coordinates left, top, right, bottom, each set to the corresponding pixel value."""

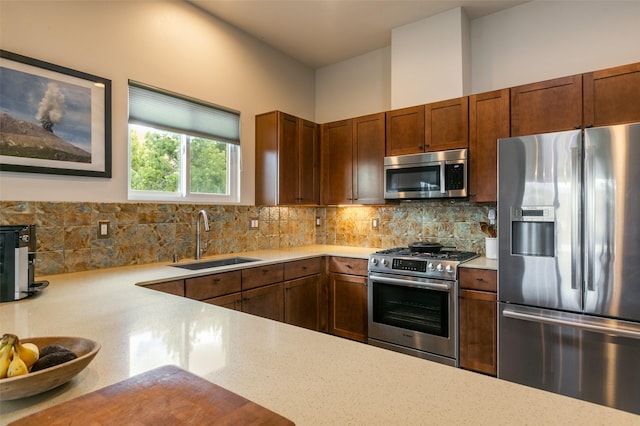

left=0, top=50, right=111, bottom=177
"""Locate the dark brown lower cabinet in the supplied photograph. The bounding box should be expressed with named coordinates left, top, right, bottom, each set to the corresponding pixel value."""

left=329, top=272, right=368, bottom=343
left=242, top=282, right=284, bottom=322
left=285, top=274, right=324, bottom=331
left=458, top=268, right=497, bottom=376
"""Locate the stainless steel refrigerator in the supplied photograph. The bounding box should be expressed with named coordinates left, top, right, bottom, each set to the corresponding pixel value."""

left=497, top=122, right=640, bottom=414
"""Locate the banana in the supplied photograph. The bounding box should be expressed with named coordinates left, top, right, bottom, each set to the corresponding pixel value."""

left=15, top=339, right=39, bottom=370
left=7, top=348, right=29, bottom=378
left=0, top=336, right=13, bottom=378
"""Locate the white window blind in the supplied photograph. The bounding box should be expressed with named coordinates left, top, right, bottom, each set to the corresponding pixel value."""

left=128, top=81, right=240, bottom=144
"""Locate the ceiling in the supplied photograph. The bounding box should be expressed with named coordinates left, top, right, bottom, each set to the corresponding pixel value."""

left=188, top=0, right=528, bottom=69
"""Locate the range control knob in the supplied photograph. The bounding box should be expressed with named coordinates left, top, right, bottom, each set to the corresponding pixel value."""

left=427, top=262, right=435, bottom=271
left=370, top=257, right=379, bottom=266
left=381, top=258, right=389, bottom=267
left=445, top=265, right=454, bottom=275
left=436, top=263, right=444, bottom=272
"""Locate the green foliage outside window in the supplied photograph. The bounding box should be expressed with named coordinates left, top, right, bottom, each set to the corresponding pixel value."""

left=190, top=137, right=228, bottom=194
left=130, top=127, right=180, bottom=192
left=129, top=125, right=229, bottom=195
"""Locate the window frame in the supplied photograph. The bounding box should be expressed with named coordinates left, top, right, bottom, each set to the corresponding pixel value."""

left=127, top=82, right=241, bottom=203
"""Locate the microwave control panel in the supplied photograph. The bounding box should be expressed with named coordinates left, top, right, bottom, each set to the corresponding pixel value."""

left=445, top=163, right=464, bottom=190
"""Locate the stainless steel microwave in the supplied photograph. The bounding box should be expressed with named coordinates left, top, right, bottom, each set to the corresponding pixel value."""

left=384, top=149, right=468, bottom=200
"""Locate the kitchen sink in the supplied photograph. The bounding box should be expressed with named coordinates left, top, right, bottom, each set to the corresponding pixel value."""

left=171, top=257, right=261, bottom=270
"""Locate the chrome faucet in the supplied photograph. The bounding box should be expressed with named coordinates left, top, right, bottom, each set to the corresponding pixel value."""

left=196, top=209, right=210, bottom=260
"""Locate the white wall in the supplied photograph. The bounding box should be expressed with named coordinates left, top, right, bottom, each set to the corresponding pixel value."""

left=315, top=47, right=391, bottom=124
left=391, top=7, right=469, bottom=109
left=316, top=1, right=640, bottom=121
left=0, top=1, right=315, bottom=204
left=470, top=1, right=640, bottom=93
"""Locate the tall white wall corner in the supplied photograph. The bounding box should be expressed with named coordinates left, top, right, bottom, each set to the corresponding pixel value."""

left=391, top=7, right=470, bottom=109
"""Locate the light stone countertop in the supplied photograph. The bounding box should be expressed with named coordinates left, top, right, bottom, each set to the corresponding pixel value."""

left=461, top=256, right=498, bottom=270
left=1, top=245, right=637, bottom=424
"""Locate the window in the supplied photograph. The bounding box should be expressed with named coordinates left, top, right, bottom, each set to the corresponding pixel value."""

left=128, top=81, right=240, bottom=202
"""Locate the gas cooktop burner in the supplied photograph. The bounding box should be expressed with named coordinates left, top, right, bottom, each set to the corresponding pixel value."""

left=375, top=247, right=478, bottom=262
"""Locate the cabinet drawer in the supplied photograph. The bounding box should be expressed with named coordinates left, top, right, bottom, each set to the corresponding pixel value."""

left=144, top=280, right=185, bottom=297
left=329, top=257, right=368, bottom=276
left=459, top=268, right=497, bottom=292
left=242, top=263, right=284, bottom=290
left=284, top=257, right=323, bottom=280
left=185, top=271, right=241, bottom=300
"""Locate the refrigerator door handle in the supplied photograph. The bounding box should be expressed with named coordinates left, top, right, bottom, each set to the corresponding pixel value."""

left=503, top=307, right=640, bottom=340
left=583, top=134, right=595, bottom=292
left=571, top=138, right=582, bottom=290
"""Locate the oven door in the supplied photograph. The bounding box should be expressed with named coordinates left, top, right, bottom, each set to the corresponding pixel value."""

left=368, top=272, right=457, bottom=365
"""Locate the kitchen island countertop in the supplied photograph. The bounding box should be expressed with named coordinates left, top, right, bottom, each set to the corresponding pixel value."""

left=1, top=245, right=636, bottom=424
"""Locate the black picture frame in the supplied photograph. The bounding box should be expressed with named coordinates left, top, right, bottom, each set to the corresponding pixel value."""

left=0, top=50, right=112, bottom=178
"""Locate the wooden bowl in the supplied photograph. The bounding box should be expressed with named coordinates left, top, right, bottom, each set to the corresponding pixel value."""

left=0, top=336, right=100, bottom=400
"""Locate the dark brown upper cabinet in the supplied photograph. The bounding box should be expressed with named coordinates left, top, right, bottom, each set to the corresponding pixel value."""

left=510, top=74, right=583, bottom=136
left=425, top=96, right=469, bottom=151
left=385, top=105, right=425, bottom=156
left=583, top=62, right=640, bottom=128
left=468, top=89, right=510, bottom=203
left=321, top=113, right=386, bottom=205
left=255, top=111, right=319, bottom=205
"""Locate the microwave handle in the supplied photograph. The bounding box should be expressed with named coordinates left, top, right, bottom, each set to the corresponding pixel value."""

left=440, top=162, right=446, bottom=194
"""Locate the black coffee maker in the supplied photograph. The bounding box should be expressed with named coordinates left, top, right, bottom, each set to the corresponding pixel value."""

left=0, top=224, right=38, bottom=302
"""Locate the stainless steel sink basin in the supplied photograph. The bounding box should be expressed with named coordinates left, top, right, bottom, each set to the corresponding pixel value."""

left=171, top=257, right=261, bottom=270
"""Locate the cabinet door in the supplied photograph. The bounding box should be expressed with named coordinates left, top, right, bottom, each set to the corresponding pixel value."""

left=353, top=112, right=386, bottom=204
left=284, top=274, right=324, bottom=331
left=425, top=97, right=469, bottom=151
left=255, top=111, right=279, bottom=206
left=583, top=62, right=640, bottom=127
left=321, top=119, right=353, bottom=205
left=144, top=280, right=185, bottom=297
left=297, top=119, right=320, bottom=204
left=385, top=105, right=425, bottom=155
left=469, top=89, right=510, bottom=203
left=278, top=112, right=299, bottom=205
left=203, top=292, right=242, bottom=311
left=185, top=271, right=241, bottom=300
left=511, top=74, right=582, bottom=136
left=459, top=289, right=497, bottom=376
left=329, top=272, right=368, bottom=342
left=242, top=283, right=284, bottom=321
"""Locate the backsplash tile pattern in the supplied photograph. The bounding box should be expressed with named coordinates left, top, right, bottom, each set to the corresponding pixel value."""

left=1, top=200, right=494, bottom=276
left=321, top=201, right=495, bottom=254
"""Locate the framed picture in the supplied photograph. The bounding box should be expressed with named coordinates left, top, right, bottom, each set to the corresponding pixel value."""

left=0, top=50, right=111, bottom=177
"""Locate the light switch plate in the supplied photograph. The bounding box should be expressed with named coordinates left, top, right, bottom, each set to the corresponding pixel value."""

left=98, top=220, right=110, bottom=239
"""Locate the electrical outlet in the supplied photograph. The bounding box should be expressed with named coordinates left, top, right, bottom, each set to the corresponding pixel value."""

left=97, top=220, right=110, bottom=239
left=372, top=218, right=379, bottom=230
left=250, top=219, right=259, bottom=229
left=316, top=217, right=321, bottom=227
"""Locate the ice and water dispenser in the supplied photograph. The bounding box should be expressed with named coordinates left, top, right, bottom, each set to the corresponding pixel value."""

left=510, top=206, right=555, bottom=257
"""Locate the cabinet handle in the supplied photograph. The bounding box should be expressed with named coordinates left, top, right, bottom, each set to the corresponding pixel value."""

left=476, top=277, right=484, bottom=282
left=262, top=269, right=269, bottom=274
left=212, top=278, right=220, bottom=283
left=345, top=264, right=352, bottom=269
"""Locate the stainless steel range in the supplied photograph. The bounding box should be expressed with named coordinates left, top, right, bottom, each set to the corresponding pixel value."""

left=368, top=245, right=477, bottom=366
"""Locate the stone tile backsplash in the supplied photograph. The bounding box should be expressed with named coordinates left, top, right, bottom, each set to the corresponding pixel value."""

left=0, top=200, right=495, bottom=276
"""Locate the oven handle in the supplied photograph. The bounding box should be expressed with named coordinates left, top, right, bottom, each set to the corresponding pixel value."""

left=368, top=273, right=452, bottom=292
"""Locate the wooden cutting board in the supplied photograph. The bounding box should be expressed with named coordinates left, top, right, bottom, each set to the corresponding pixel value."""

left=10, top=365, right=294, bottom=425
